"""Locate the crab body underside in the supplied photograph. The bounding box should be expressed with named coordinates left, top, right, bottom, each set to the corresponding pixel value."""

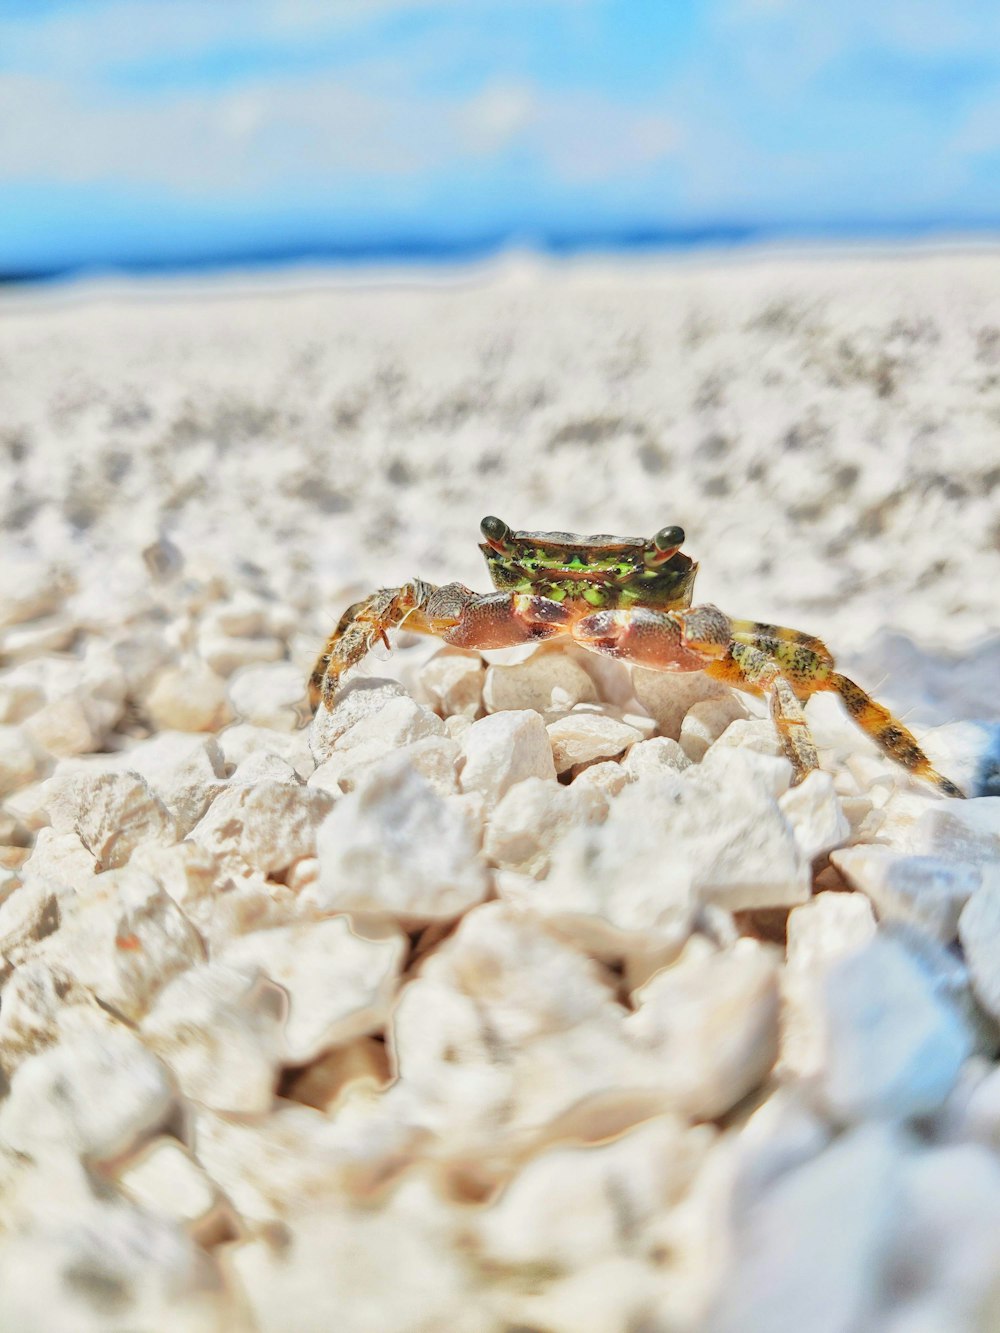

left=309, top=518, right=963, bottom=798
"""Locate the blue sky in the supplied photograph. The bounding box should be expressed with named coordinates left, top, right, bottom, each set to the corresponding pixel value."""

left=2, top=0, right=1000, bottom=274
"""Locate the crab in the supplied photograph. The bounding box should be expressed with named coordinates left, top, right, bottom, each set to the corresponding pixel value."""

left=309, top=517, right=964, bottom=797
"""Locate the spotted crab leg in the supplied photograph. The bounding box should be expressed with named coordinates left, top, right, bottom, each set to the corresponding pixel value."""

left=675, top=608, right=965, bottom=797
left=309, top=582, right=572, bottom=709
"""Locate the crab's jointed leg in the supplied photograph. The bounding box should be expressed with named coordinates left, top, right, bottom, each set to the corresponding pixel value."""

left=309, top=581, right=571, bottom=709
left=676, top=610, right=964, bottom=797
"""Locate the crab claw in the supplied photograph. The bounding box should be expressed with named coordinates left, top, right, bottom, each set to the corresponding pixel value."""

left=573, top=607, right=711, bottom=671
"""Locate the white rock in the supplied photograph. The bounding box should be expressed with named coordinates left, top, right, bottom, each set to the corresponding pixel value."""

left=834, top=845, right=988, bottom=942
left=40, top=868, right=206, bottom=1022
left=0, top=1026, right=176, bottom=1161
left=0, top=559, right=70, bottom=628
left=499, top=1257, right=664, bottom=1333
left=911, top=797, right=1000, bottom=866
left=309, top=757, right=488, bottom=921
left=631, top=667, right=732, bottom=738
left=538, top=777, right=697, bottom=960
left=484, top=776, right=608, bottom=875
left=227, top=1194, right=480, bottom=1333
left=780, top=891, right=878, bottom=1079
left=237, top=781, right=335, bottom=877
left=332, top=693, right=445, bottom=752
left=958, top=877, right=1000, bottom=1020
left=228, top=660, right=309, bottom=730
left=0, top=613, right=76, bottom=661
left=217, top=918, right=405, bottom=1064
left=73, top=770, right=179, bottom=870
left=632, top=755, right=809, bottom=913
left=0, top=879, right=60, bottom=963
left=777, top=769, right=851, bottom=861
left=0, top=958, right=85, bottom=1074
left=0, top=726, right=44, bottom=797
left=627, top=938, right=781, bottom=1119
left=679, top=695, right=752, bottom=762
left=473, top=1114, right=706, bottom=1273
left=459, top=709, right=556, bottom=809
left=216, top=721, right=314, bottom=777
left=546, top=710, right=644, bottom=773
left=0, top=1179, right=224, bottom=1333
left=144, top=658, right=233, bottom=732
left=569, top=758, right=630, bottom=798
left=389, top=902, right=669, bottom=1143
left=127, top=731, right=229, bottom=834
left=419, top=647, right=485, bottom=719
left=709, top=1124, right=904, bottom=1333
left=821, top=933, right=973, bottom=1122
left=622, top=735, right=692, bottom=780
left=710, top=716, right=789, bottom=760
left=22, top=642, right=127, bottom=757
left=0, top=671, right=46, bottom=725
left=117, top=1136, right=223, bottom=1230
left=17, top=827, right=96, bottom=885
left=884, top=1142, right=1000, bottom=1332
left=311, top=732, right=460, bottom=796
left=307, top=676, right=409, bottom=763
left=484, top=650, right=598, bottom=717
left=198, top=628, right=286, bottom=676
left=142, top=962, right=287, bottom=1113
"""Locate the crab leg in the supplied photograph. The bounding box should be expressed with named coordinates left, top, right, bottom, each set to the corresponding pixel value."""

left=676, top=609, right=964, bottom=797
left=309, top=582, right=571, bottom=709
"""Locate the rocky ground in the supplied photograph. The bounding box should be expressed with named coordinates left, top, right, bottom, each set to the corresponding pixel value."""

left=1, top=252, right=1000, bottom=1331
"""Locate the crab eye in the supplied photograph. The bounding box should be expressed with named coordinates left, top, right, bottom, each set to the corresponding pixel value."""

left=653, top=525, right=685, bottom=552
left=480, top=516, right=511, bottom=546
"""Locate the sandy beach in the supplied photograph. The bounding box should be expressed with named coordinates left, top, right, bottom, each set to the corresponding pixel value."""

left=1, top=249, right=1000, bottom=1330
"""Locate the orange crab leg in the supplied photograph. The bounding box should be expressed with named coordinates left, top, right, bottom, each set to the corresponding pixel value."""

left=675, top=608, right=964, bottom=796
left=309, top=583, right=572, bottom=709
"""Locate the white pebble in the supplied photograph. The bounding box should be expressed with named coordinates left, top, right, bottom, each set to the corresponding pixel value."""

left=307, top=677, right=409, bottom=763
left=630, top=667, right=731, bottom=738
left=459, top=709, right=556, bottom=809
left=0, top=1026, right=176, bottom=1161
left=958, top=877, right=1000, bottom=1020
left=777, top=769, right=851, bottom=861
left=679, top=695, right=751, bottom=762
left=780, top=890, right=878, bottom=1079
left=546, top=711, right=644, bottom=773
left=821, top=933, right=972, bottom=1122
left=73, top=771, right=178, bottom=870
left=419, top=648, right=485, bottom=719
left=40, top=868, right=206, bottom=1022
left=627, top=938, right=781, bottom=1119
left=142, top=962, right=287, bottom=1113
left=144, top=658, right=233, bottom=733
left=228, top=661, right=310, bottom=730
left=309, top=756, right=489, bottom=921
left=218, top=917, right=404, bottom=1063
left=833, top=844, right=986, bottom=942
left=484, top=776, right=608, bottom=876
left=483, top=650, right=598, bottom=717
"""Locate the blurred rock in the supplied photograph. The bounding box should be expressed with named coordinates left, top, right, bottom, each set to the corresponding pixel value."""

left=834, top=844, right=988, bottom=942
left=145, top=658, right=233, bottom=733
left=309, top=757, right=488, bottom=921
left=820, top=933, right=973, bottom=1122
left=217, top=918, right=404, bottom=1064
left=0, top=1026, right=176, bottom=1161
left=627, top=937, right=781, bottom=1119
left=142, top=962, right=287, bottom=1113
